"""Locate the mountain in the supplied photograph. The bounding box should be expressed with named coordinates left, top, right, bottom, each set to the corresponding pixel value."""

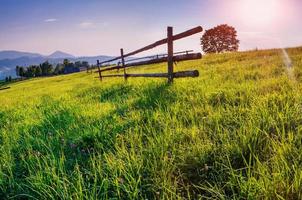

left=0, top=50, right=43, bottom=60
left=47, top=51, right=75, bottom=59
left=0, top=50, right=116, bottom=80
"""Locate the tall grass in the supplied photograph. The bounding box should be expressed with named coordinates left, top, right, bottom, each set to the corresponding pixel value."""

left=0, top=47, right=302, bottom=199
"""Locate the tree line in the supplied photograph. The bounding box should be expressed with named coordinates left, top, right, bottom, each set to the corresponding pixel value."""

left=4, top=76, right=12, bottom=82
left=15, top=59, right=91, bottom=78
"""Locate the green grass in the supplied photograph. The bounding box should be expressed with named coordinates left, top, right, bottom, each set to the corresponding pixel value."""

left=0, top=47, right=302, bottom=199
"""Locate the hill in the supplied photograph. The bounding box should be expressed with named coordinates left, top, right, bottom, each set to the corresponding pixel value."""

left=0, top=47, right=302, bottom=199
left=0, top=50, right=43, bottom=60
left=0, top=50, right=115, bottom=79
left=47, top=51, right=75, bottom=59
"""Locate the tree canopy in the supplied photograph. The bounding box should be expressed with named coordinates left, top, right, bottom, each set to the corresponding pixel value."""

left=201, top=24, right=239, bottom=54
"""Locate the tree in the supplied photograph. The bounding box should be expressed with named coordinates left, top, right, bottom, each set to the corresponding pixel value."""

left=40, top=61, right=53, bottom=76
left=201, top=24, right=239, bottom=54
left=16, top=66, right=20, bottom=77
left=63, top=59, right=70, bottom=67
left=82, top=61, right=89, bottom=68
left=19, top=67, right=25, bottom=78
left=63, top=59, right=80, bottom=74
left=64, top=62, right=76, bottom=74
left=54, top=64, right=64, bottom=75
left=74, top=61, right=81, bottom=68
left=81, top=61, right=90, bottom=73
left=26, top=66, right=36, bottom=77
left=35, top=66, right=42, bottom=76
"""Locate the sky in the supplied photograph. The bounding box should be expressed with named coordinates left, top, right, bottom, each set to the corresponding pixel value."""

left=0, top=0, right=301, bottom=57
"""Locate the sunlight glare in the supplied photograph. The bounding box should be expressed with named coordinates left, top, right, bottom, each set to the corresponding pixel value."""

left=238, top=0, right=281, bottom=26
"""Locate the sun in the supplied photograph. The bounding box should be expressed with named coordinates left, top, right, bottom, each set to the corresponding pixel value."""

left=238, top=0, right=281, bottom=26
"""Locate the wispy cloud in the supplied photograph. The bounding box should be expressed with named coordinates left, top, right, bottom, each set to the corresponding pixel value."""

left=78, top=21, right=108, bottom=29
left=79, top=21, right=95, bottom=29
left=44, top=18, right=58, bottom=23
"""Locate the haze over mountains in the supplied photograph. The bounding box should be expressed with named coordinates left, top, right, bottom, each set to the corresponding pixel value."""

left=48, top=51, right=75, bottom=59
left=0, top=50, right=115, bottom=79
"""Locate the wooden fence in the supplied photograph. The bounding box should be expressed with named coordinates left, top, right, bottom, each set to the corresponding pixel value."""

left=96, top=26, right=203, bottom=84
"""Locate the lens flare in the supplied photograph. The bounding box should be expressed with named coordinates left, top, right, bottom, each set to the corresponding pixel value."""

left=281, top=48, right=295, bottom=82
left=238, top=0, right=281, bottom=26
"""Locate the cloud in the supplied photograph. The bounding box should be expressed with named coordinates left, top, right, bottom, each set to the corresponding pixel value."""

left=78, top=21, right=108, bottom=29
left=44, top=18, right=58, bottom=22
left=79, top=21, right=95, bottom=29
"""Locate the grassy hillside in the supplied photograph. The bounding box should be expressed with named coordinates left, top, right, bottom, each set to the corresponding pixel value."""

left=0, top=47, right=302, bottom=199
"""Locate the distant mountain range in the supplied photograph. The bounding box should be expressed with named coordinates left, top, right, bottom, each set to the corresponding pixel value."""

left=0, top=50, right=42, bottom=60
left=48, top=51, right=75, bottom=59
left=0, top=50, right=115, bottom=80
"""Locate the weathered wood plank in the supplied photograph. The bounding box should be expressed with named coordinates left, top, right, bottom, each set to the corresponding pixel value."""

left=97, top=60, right=102, bottom=81
left=95, top=70, right=199, bottom=79
left=125, top=50, right=193, bottom=63
left=126, top=53, right=202, bottom=67
left=120, top=48, right=126, bottom=80
left=94, top=53, right=202, bottom=73
left=173, top=70, right=199, bottom=78
left=167, top=26, right=174, bottom=84
left=98, top=26, right=203, bottom=65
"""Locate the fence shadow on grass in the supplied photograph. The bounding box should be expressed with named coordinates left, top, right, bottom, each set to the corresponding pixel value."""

left=133, top=82, right=175, bottom=111
left=5, top=82, right=176, bottom=198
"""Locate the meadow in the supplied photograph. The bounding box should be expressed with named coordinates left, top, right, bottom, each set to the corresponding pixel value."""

left=0, top=47, right=302, bottom=199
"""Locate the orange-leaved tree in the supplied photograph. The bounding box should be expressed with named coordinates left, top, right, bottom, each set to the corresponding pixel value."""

left=201, top=24, right=239, bottom=54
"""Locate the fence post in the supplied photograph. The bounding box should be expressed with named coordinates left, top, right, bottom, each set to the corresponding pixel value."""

left=97, top=60, right=102, bottom=81
left=120, top=48, right=127, bottom=81
left=167, top=26, right=174, bottom=84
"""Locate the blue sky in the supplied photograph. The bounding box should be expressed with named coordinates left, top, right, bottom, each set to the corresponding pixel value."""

left=0, top=0, right=301, bottom=56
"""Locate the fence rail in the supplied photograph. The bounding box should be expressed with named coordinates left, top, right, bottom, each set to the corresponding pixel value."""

left=124, top=50, right=194, bottom=63
left=96, top=53, right=201, bottom=73
left=98, top=70, right=199, bottom=78
left=96, top=26, right=203, bottom=84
